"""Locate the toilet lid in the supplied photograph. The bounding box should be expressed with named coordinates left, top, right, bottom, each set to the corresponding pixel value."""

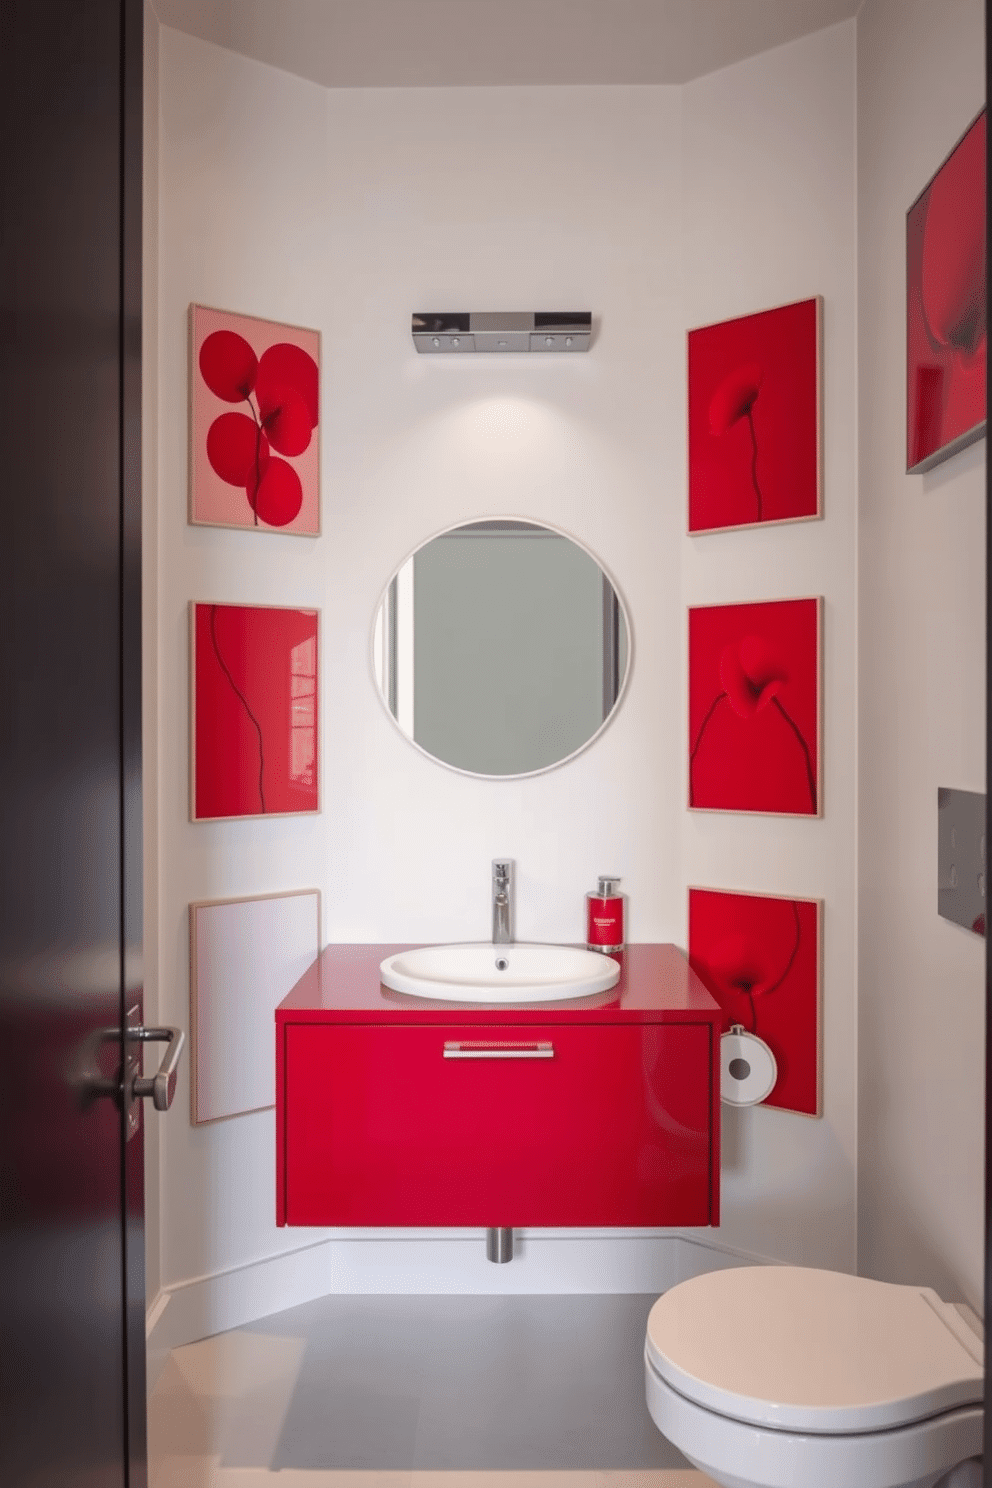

left=646, top=1266, right=984, bottom=1434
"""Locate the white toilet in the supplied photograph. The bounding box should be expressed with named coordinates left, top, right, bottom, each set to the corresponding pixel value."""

left=644, top=1266, right=984, bottom=1488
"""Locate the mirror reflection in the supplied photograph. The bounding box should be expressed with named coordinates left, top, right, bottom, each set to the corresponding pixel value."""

left=372, top=520, right=629, bottom=777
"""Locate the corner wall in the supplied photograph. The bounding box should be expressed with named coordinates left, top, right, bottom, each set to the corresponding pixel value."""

left=681, top=22, right=859, bottom=1272
left=148, top=21, right=859, bottom=1339
left=856, top=0, right=986, bottom=1309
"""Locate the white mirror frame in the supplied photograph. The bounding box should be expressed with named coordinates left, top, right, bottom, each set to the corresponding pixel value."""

left=370, top=514, right=634, bottom=781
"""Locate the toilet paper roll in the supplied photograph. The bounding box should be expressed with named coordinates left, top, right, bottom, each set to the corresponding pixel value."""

left=721, top=1028, right=777, bottom=1106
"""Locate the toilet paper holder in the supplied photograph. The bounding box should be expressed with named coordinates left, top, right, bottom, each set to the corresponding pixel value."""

left=721, top=1023, right=778, bottom=1107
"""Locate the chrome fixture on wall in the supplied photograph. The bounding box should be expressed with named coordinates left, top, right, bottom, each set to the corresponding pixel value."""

left=412, top=311, right=591, bottom=352
left=938, top=787, right=987, bottom=936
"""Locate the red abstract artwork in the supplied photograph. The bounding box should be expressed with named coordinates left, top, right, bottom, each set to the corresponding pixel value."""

left=688, top=298, right=820, bottom=533
left=190, top=305, right=321, bottom=533
left=689, top=887, right=820, bottom=1116
left=191, top=603, right=319, bottom=821
left=907, top=110, right=986, bottom=473
left=689, top=597, right=820, bottom=816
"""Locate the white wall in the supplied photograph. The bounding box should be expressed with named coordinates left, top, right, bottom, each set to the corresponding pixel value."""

left=148, top=21, right=860, bottom=1335
left=856, top=0, right=986, bottom=1310
left=682, top=23, right=859, bottom=1272
left=155, top=34, right=333, bottom=1308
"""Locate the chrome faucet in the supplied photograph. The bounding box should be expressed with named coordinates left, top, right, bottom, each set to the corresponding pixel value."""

left=492, top=859, right=513, bottom=944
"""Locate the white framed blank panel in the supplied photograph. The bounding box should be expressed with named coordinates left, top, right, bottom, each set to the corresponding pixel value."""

left=190, top=889, right=319, bottom=1123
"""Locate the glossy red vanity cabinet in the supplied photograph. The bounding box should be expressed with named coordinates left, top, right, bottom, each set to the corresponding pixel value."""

left=276, top=943, right=721, bottom=1229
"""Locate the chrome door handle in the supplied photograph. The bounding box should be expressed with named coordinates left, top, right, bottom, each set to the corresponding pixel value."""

left=442, top=1041, right=554, bottom=1059
left=129, top=1025, right=185, bottom=1110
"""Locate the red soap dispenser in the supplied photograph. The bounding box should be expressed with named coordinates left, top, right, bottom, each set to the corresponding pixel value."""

left=586, top=876, right=625, bottom=953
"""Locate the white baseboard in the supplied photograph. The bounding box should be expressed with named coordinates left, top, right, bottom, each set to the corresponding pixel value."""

left=146, top=1228, right=769, bottom=1364
left=145, top=1287, right=169, bottom=1338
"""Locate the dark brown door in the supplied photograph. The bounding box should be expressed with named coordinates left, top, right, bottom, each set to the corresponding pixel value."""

left=0, top=1, right=146, bottom=1484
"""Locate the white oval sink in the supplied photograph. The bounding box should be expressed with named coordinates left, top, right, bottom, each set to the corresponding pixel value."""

left=379, top=942, right=621, bottom=1003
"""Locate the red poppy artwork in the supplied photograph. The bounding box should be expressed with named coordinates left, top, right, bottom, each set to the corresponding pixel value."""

left=688, top=297, right=820, bottom=533
left=688, top=887, right=821, bottom=1116
left=190, top=305, right=320, bottom=533
left=190, top=602, right=319, bottom=821
left=689, top=597, right=821, bottom=816
left=907, top=110, right=986, bottom=473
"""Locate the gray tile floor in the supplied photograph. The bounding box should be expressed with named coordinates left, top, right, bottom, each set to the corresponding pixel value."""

left=233, top=1293, right=691, bottom=1473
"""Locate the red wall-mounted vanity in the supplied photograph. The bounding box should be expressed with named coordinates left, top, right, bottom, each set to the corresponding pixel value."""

left=276, top=943, right=722, bottom=1230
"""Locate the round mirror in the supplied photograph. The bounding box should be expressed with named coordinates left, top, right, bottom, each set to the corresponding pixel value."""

left=372, top=519, right=630, bottom=778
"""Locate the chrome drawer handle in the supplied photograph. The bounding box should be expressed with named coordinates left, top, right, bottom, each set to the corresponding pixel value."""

left=442, top=1040, right=554, bottom=1059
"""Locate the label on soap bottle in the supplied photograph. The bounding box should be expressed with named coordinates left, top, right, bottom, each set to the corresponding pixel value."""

left=586, top=893, right=624, bottom=952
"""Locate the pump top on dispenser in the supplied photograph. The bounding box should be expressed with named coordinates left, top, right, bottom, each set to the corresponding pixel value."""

left=586, top=876, right=625, bottom=953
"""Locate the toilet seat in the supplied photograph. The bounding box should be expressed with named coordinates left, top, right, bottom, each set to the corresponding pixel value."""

left=645, top=1362, right=982, bottom=1488
left=645, top=1266, right=983, bottom=1433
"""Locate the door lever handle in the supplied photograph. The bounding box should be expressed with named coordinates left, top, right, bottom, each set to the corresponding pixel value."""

left=128, top=1025, right=185, bottom=1111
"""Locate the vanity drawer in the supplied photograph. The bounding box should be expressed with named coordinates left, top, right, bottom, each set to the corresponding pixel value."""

left=281, top=1021, right=715, bottom=1227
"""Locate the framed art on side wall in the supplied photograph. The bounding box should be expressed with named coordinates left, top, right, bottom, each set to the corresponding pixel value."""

left=906, top=108, right=986, bottom=473
left=689, top=887, right=821, bottom=1117
left=190, top=601, right=319, bottom=821
left=190, top=304, right=321, bottom=533
left=688, top=596, right=821, bottom=817
left=190, top=889, right=320, bottom=1124
left=688, top=297, right=821, bottom=533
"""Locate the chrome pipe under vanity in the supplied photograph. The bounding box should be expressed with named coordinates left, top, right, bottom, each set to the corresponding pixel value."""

left=486, top=1227, right=513, bottom=1264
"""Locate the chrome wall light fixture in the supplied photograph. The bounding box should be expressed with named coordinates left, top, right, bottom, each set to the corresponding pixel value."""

left=412, top=311, right=592, bottom=353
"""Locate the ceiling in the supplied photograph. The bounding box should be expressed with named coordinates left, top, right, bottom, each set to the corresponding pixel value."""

left=152, top=0, right=862, bottom=89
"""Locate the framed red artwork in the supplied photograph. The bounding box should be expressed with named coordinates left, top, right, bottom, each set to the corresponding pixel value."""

left=906, top=109, right=986, bottom=473
left=688, top=597, right=821, bottom=817
left=190, top=304, right=321, bottom=533
left=688, top=887, right=821, bottom=1117
left=190, top=602, right=319, bottom=821
left=688, top=297, right=821, bottom=534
